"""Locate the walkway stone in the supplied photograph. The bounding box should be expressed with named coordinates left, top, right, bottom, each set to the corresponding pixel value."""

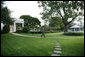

left=56, top=44, right=60, bottom=46
left=54, top=50, right=62, bottom=54
left=56, top=46, right=61, bottom=48
left=56, top=43, right=60, bottom=45
left=51, top=42, right=62, bottom=56
left=51, top=54, right=60, bottom=56
left=55, top=48, right=62, bottom=50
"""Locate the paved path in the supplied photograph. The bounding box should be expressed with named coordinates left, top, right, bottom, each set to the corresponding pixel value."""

left=51, top=43, right=62, bottom=56
left=10, top=33, right=84, bottom=39
left=11, top=33, right=40, bottom=38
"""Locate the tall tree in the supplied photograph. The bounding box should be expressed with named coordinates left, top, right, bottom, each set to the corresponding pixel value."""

left=20, top=15, right=41, bottom=31
left=1, top=1, right=14, bottom=33
left=38, top=1, right=84, bottom=32
left=1, top=1, right=14, bottom=25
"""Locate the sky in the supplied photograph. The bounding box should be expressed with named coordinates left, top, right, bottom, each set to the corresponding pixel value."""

left=4, top=1, right=45, bottom=25
left=4, top=1, right=84, bottom=26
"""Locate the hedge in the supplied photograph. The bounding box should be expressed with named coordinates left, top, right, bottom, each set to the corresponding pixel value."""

left=63, top=32, right=84, bottom=36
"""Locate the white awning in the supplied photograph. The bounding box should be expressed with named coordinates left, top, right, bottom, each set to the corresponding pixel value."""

left=70, top=25, right=81, bottom=28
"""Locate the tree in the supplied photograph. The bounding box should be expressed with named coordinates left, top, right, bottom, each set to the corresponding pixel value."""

left=1, top=1, right=14, bottom=25
left=1, top=7, right=14, bottom=25
left=1, top=1, right=14, bottom=33
left=20, top=15, right=41, bottom=32
left=38, top=1, right=84, bottom=32
left=49, top=17, right=64, bottom=30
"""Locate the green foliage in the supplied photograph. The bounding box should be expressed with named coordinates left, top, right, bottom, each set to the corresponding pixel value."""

left=20, top=15, right=41, bottom=31
left=40, top=17, right=64, bottom=33
left=63, top=32, right=84, bottom=36
left=38, top=1, right=84, bottom=32
left=15, top=30, right=22, bottom=33
left=1, top=25, right=10, bottom=33
left=49, top=17, right=64, bottom=29
left=1, top=5, right=13, bottom=25
left=40, top=25, right=51, bottom=33
left=22, top=26, right=30, bottom=33
left=1, top=1, right=14, bottom=33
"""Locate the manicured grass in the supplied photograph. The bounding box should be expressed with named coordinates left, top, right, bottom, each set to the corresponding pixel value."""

left=16, top=32, right=84, bottom=38
left=57, top=38, right=84, bottom=56
left=1, top=33, right=56, bottom=56
left=1, top=32, right=84, bottom=56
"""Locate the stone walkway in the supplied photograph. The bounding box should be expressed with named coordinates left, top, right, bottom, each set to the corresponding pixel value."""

left=10, top=33, right=39, bottom=38
left=51, top=43, right=62, bottom=56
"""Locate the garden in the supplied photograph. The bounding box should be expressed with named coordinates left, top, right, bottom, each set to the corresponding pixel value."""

left=1, top=1, right=84, bottom=56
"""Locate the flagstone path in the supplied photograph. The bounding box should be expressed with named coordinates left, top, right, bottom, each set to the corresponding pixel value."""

left=51, top=43, right=62, bottom=56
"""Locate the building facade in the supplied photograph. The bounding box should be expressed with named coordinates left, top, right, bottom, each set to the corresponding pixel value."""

left=1, top=19, right=24, bottom=33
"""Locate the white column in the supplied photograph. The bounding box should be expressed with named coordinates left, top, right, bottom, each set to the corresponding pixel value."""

left=14, top=22, right=16, bottom=32
left=22, top=23, right=24, bottom=28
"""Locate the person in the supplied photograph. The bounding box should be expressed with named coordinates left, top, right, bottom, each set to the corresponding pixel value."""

left=41, top=28, right=46, bottom=38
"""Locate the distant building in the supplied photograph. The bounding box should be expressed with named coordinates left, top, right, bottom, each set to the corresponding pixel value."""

left=1, top=18, right=24, bottom=33
left=68, top=23, right=84, bottom=32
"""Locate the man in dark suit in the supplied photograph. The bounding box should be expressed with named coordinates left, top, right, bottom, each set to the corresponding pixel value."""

left=41, top=28, right=46, bottom=38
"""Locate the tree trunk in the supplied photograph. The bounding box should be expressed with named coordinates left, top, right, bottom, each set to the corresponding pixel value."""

left=64, top=25, right=68, bottom=32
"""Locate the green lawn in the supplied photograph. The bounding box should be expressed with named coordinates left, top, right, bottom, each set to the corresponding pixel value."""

left=1, top=33, right=56, bottom=56
left=16, top=32, right=84, bottom=38
left=1, top=32, right=84, bottom=56
left=57, top=38, right=84, bottom=56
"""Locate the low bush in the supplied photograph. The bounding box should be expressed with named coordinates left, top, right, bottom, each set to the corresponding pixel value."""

left=63, top=32, right=84, bottom=36
left=30, top=31, right=42, bottom=34
left=22, top=26, right=29, bottom=33
left=1, top=25, right=10, bottom=34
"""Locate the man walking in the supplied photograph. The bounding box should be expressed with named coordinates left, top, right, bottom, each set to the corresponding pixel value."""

left=41, top=28, right=46, bottom=38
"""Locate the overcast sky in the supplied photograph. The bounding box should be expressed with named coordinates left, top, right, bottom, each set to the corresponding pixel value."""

left=4, top=1, right=84, bottom=25
left=4, top=1, right=45, bottom=25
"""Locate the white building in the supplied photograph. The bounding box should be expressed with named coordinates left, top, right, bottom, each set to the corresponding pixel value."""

left=68, top=25, right=84, bottom=32
left=1, top=18, right=24, bottom=33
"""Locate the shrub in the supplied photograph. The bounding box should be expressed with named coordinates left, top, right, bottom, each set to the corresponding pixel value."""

left=22, top=26, right=29, bottom=33
left=30, top=31, right=42, bottom=34
left=1, top=25, right=10, bottom=33
left=63, top=32, right=84, bottom=36
left=15, top=30, right=22, bottom=33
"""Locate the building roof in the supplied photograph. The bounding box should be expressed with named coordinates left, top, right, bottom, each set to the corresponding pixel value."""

left=14, top=19, right=24, bottom=23
left=70, top=25, right=81, bottom=28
